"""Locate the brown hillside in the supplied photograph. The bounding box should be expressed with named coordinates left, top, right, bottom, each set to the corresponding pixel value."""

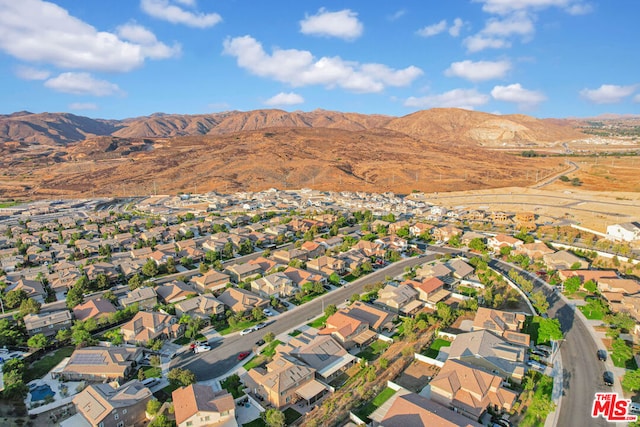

left=0, top=112, right=117, bottom=144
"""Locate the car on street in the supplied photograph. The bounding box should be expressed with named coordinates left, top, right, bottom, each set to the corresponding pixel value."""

left=597, top=349, right=607, bottom=361
left=237, top=351, right=250, bottom=361
left=254, top=322, right=266, bottom=330
left=339, top=279, right=348, bottom=286
left=240, top=328, right=254, bottom=336
left=193, top=344, right=211, bottom=354
left=603, top=371, right=614, bottom=386
left=263, top=308, right=274, bottom=316
left=255, top=339, right=265, bottom=346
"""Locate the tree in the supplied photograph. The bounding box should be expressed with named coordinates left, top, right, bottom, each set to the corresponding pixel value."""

left=27, top=333, right=48, bottom=350
left=563, top=276, right=581, bottom=294
left=142, top=259, right=159, bottom=277
left=532, top=291, right=549, bottom=315
left=180, top=256, right=193, bottom=268
left=605, top=312, right=636, bottom=333
left=4, top=289, right=28, bottom=309
left=468, top=238, right=487, bottom=252
left=537, top=317, right=563, bottom=344
left=150, top=355, right=161, bottom=367
left=222, top=242, right=234, bottom=260
left=252, top=307, right=264, bottom=321
left=56, top=328, right=72, bottom=343
left=146, top=398, right=162, bottom=415
left=66, top=284, right=85, bottom=309
left=263, top=408, right=286, bottom=427
left=95, top=273, right=109, bottom=290
left=570, top=262, right=583, bottom=270
left=167, top=368, right=196, bottom=387
left=128, top=273, right=144, bottom=290
left=499, top=246, right=512, bottom=256
left=19, top=297, right=41, bottom=316
left=263, top=332, right=275, bottom=343
left=584, top=279, right=597, bottom=293
left=149, top=414, right=173, bottom=427
left=328, top=273, right=341, bottom=286
left=325, top=304, right=337, bottom=317
left=622, top=369, right=640, bottom=392
left=166, top=257, right=177, bottom=274
left=402, top=317, right=416, bottom=341
left=71, top=328, right=95, bottom=347
left=436, top=302, right=454, bottom=325
left=205, top=250, right=220, bottom=264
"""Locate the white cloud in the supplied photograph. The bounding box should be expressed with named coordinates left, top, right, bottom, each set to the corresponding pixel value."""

left=264, top=92, right=305, bottom=106
left=445, top=59, right=511, bottom=82
left=579, top=84, right=638, bottom=104
left=44, top=72, right=124, bottom=96
left=174, top=0, right=195, bottom=6
left=15, top=65, right=50, bottom=80
left=634, top=94, right=640, bottom=103
left=491, top=83, right=546, bottom=108
left=449, top=18, right=464, bottom=37
left=388, top=9, right=406, bottom=21
left=0, top=0, right=178, bottom=72
left=299, top=9, right=363, bottom=40
left=223, top=35, right=422, bottom=93
left=473, top=0, right=590, bottom=15
left=416, top=20, right=448, bottom=37
left=116, top=23, right=181, bottom=59
left=69, top=102, right=98, bottom=110
left=482, top=12, right=535, bottom=37
left=141, top=0, right=221, bottom=28
left=464, top=34, right=511, bottom=52
left=404, top=88, right=490, bottom=110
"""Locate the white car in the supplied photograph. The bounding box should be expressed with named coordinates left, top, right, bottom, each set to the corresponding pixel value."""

left=240, top=328, right=254, bottom=336
left=193, top=345, right=211, bottom=353
left=263, top=308, right=274, bottom=316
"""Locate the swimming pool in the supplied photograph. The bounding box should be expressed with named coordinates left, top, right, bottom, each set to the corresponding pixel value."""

left=30, top=384, right=55, bottom=401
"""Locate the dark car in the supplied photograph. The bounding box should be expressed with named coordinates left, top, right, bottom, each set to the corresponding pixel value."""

left=597, top=349, right=607, bottom=361
left=237, top=351, right=250, bottom=361
left=255, top=339, right=265, bottom=346
left=604, top=371, right=614, bottom=386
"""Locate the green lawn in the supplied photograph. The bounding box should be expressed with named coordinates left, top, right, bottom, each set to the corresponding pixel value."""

left=290, top=290, right=326, bottom=305
left=243, top=340, right=282, bottom=370
left=0, top=201, right=20, bottom=208
left=261, top=340, right=282, bottom=357
left=523, top=316, right=540, bottom=345
left=289, top=329, right=302, bottom=337
left=143, top=366, right=162, bottom=378
left=218, top=319, right=259, bottom=336
left=162, top=382, right=182, bottom=395
left=354, top=387, right=396, bottom=421
left=422, top=338, right=452, bottom=359
left=356, top=340, right=390, bottom=361
left=307, top=314, right=328, bottom=329
left=283, top=407, right=303, bottom=424
left=520, top=374, right=555, bottom=427
left=564, top=290, right=588, bottom=300
left=579, top=304, right=606, bottom=320
left=242, top=419, right=266, bottom=427
left=457, top=285, right=478, bottom=297
left=220, top=374, right=245, bottom=398
left=26, top=347, right=74, bottom=382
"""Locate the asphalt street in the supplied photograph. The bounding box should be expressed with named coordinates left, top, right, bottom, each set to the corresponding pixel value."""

left=170, top=254, right=436, bottom=380
left=490, top=259, right=610, bottom=427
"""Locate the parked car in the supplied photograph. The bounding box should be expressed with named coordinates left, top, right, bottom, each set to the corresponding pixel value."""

left=237, top=351, right=250, bottom=360
left=255, top=339, right=265, bottom=346
left=603, top=371, right=614, bottom=386
left=597, top=349, right=607, bottom=361
left=339, top=279, right=348, bottom=286
left=142, top=378, right=160, bottom=388
left=240, top=328, right=254, bottom=336
left=193, top=344, right=211, bottom=354
left=254, top=322, right=266, bottom=330
left=263, top=308, right=274, bottom=316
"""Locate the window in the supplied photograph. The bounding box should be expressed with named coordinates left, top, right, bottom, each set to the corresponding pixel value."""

left=186, top=422, right=193, bottom=427
left=114, top=413, right=119, bottom=420
left=122, top=409, right=127, bottom=415
left=117, top=422, right=124, bottom=427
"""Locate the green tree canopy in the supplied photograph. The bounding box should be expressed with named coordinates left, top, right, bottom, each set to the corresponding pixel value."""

left=263, top=408, right=286, bottom=427
left=27, top=333, right=48, bottom=350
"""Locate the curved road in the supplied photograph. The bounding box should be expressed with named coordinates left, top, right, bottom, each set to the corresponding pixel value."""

left=170, top=254, right=439, bottom=380
left=489, top=258, right=609, bottom=427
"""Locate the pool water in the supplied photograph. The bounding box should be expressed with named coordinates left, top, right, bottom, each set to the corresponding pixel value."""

left=30, top=384, right=55, bottom=401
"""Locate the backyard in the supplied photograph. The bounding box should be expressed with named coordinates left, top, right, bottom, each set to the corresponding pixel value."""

left=421, top=338, right=452, bottom=359
left=356, top=340, right=390, bottom=362
left=353, top=387, right=396, bottom=423
left=25, top=347, right=74, bottom=382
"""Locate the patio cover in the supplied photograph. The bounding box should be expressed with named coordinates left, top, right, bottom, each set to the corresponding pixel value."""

left=296, top=379, right=327, bottom=401
left=353, top=329, right=377, bottom=346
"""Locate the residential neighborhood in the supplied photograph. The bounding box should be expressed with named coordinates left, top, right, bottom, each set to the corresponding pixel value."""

left=0, top=190, right=638, bottom=427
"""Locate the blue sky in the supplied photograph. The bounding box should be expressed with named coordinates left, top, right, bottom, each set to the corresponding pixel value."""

left=0, top=0, right=638, bottom=119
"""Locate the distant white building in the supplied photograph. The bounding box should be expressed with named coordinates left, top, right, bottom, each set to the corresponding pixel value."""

left=607, top=222, right=640, bottom=242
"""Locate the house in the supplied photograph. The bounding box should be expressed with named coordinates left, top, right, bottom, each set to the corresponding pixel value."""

left=155, top=280, right=197, bottom=304
left=217, top=287, right=269, bottom=313
left=224, top=263, right=263, bottom=284
left=318, top=311, right=370, bottom=349
left=300, top=241, right=325, bottom=259
left=409, top=222, right=434, bottom=237
left=543, top=250, right=589, bottom=270
left=84, top=262, right=120, bottom=283
left=447, top=330, right=527, bottom=383
left=73, top=298, right=117, bottom=322
left=388, top=220, right=410, bottom=235
left=471, top=308, right=530, bottom=347
left=55, top=346, right=142, bottom=382
left=404, top=277, right=450, bottom=306
left=173, top=385, right=237, bottom=427
left=317, top=236, right=343, bottom=250
left=7, top=278, right=46, bottom=304
left=175, top=294, right=225, bottom=320
left=121, top=311, right=183, bottom=344
left=251, top=272, right=296, bottom=298
left=243, top=354, right=325, bottom=408
left=558, top=269, right=617, bottom=284
left=284, top=332, right=358, bottom=382
left=272, top=248, right=309, bottom=264
left=374, top=283, right=421, bottom=315
left=191, top=270, right=231, bottom=293
left=343, top=301, right=396, bottom=331
left=597, top=278, right=640, bottom=296
left=24, top=310, right=72, bottom=337
left=416, top=263, right=453, bottom=280
left=337, top=250, right=369, bottom=272
left=607, top=222, right=640, bottom=242
left=306, top=255, right=346, bottom=277
left=119, top=287, right=158, bottom=310
left=374, top=235, right=408, bottom=252
left=513, top=242, right=556, bottom=259
left=247, top=256, right=282, bottom=274
left=282, top=266, right=325, bottom=287
left=487, top=234, right=523, bottom=252
left=72, top=380, right=152, bottom=427
left=352, top=240, right=385, bottom=257
left=429, top=359, right=518, bottom=420
left=447, top=259, right=475, bottom=279
left=432, top=225, right=462, bottom=242
left=369, top=390, right=482, bottom=427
